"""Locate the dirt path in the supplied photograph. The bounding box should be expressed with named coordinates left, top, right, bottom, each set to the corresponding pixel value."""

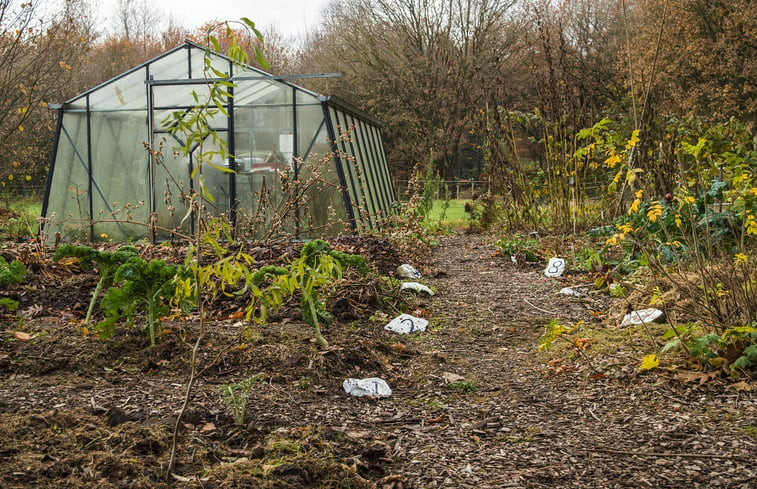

left=0, top=234, right=755, bottom=488
left=371, top=233, right=756, bottom=488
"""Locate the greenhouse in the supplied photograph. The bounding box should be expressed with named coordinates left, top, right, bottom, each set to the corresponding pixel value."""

left=41, top=41, right=396, bottom=243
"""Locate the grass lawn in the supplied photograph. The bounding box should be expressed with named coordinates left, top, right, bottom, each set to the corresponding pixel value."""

left=1, top=196, right=42, bottom=239
left=425, top=199, right=471, bottom=229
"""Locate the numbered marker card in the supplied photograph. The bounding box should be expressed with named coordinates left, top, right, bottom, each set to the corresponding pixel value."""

left=544, top=257, right=566, bottom=278
left=384, top=314, right=428, bottom=334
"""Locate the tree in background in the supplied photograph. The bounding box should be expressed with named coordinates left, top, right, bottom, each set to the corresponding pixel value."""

left=305, top=0, right=519, bottom=181
left=629, top=0, right=755, bottom=127
left=0, top=0, right=95, bottom=194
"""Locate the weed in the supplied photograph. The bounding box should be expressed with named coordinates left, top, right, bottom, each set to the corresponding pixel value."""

left=539, top=319, right=597, bottom=372
left=220, top=373, right=265, bottom=426
left=496, top=235, right=541, bottom=263
left=0, top=297, right=19, bottom=311
left=447, top=381, right=478, bottom=393
left=0, top=256, right=26, bottom=288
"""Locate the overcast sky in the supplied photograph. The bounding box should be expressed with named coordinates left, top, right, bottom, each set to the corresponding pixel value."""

left=92, top=0, right=332, bottom=39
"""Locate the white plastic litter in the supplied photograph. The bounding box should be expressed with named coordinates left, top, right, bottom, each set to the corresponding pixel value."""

left=343, top=377, right=392, bottom=398
left=396, top=264, right=422, bottom=279
left=400, top=282, right=434, bottom=296
left=621, top=308, right=665, bottom=327
left=384, top=313, right=428, bottom=334
left=544, top=257, right=566, bottom=277
left=559, top=287, right=582, bottom=297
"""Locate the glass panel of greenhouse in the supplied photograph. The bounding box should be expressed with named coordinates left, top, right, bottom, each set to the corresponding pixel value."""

left=41, top=41, right=395, bottom=243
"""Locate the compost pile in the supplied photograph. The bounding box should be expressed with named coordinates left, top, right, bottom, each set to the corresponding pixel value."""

left=0, top=234, right=754, bottom=488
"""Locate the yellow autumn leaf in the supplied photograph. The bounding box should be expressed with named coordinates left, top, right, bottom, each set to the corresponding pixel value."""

left=604, top=154, right=622, bottom=168
left=628, top=198, right=641, bottom=214
left=17, top=124, right=24, bottom=132
left=640, top=354, right=660, bottom=371
left=24, top=175, right=31, bottom=181
left=734, top=253, right=748, bottom=266
left=746, top=212, right=757, bottom=235
left=647, top=203, right=663, bottom=222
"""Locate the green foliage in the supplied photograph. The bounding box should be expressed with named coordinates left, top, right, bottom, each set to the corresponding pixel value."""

left=539, top=319, right=596, bottom=371
left=495, top=235, right=540, bottom=263
left=447, top=381, right=477, bottom=393
left=98, top=257, right=189, bottom=346
left=248, top=240, right=368, bottom=348
left=416, top=153, right=445, bottom=220
left=53, top=245, right=139, bottom=325
left=0, top=256, right=26, bottom=288
left=0, top=297, right=19, bottom=311
left=662, top=323, right=757, bottom=375
left=734, top=345, right=757, bottom=370
left=220, top=373, right=265, bottom=426
left=539, top=319, right=577, bottom=352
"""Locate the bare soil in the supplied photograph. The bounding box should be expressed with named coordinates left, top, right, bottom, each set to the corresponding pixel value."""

left=0, top=234, right=754, bottom=488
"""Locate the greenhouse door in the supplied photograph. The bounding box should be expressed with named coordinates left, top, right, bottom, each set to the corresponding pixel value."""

left=147, top=81, right=233, bottom=240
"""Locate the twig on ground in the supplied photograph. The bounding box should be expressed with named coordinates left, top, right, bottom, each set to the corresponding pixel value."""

left=583, top=448, right=751, bottom=463
left=523, top=298, right=557, bottom=315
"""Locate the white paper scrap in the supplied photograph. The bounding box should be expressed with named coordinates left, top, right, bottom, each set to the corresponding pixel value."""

left=400, top=282, right=434, bottom=296
left=621, top=308, right=665, bottom=327
left=343, top=377, right=392, bottom=398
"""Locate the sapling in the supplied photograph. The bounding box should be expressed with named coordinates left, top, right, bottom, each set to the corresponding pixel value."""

left=98, top=256, right=189, bottom=345
left=53, top=244, right=138, bottom=325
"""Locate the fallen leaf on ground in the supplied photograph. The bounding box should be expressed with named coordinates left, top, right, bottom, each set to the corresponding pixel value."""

left=730, top=381, right=753, bottom=392
left=13, top=331, right=32, bottom=341
left=674, top=370, right=720, bottom=385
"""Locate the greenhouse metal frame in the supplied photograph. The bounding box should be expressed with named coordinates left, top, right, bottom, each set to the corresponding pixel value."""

left=41, top=40, right=396, bottom=243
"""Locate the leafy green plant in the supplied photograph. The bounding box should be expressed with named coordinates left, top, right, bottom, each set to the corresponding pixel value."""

left=662, top=323, right=757, bottom=375
left=248, top=239, right=368, bottom=348
left=0, top=256, right=26, bottom=288
left=220, top=373, right=265, bottom=426
left=163, top=20, right=268, bottom=478
left=98, top=257, right=189, bottom=345
left=496, top=235, right=540, bottom=263
left=53, top=244, right=139, bottom=325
